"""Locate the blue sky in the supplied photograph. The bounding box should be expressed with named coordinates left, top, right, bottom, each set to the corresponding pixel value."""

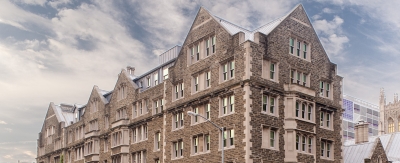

left=1, top=0, right=399, bottom=162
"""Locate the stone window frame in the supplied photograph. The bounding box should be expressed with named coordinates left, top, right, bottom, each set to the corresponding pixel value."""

left=90, top=98, right=98, bottom=113
left=103, top=138, right=108, bottom=152
left=319, top=81, right=333, bottom=99
left=116, top=107, right=127, bottom=121
left=320, top=138, right=334, bottom=160
left=261, top=125, right=279, bottom=150
left=220, top=128, right=235, bottom=150
left=191, top=69, right=211, bottom=95
left=147, top=76, right=151, bottom=88
left=320, top=108, right=334, bottom=131
left=388, top=117, right=394, bottom=133
left=295, top=99, right=315, bottom=123
left=262, top=58, right=279, bottom=83
left=219, top=94, right=235, bottom=117
left=290, top=69, right=310, bottom=87
left=171, top=139, right=184, bottom=160
left=132, top=150, right=147, bottom=163
left=191, top=102, right=211, bottom=126
left=173, top=82, right=184, bottom=101
left=172, top=112, right=185, bottom=131
left=117, top=83, right=127, bottom=101
left=153, top=98, right=164, bottom=115
left=295, top=132, right=314, bottom=155
left=154, top=73, right=159, bottom=86
left=219, top=59, right=235, bottom=83
left=190, top=133, right=211, bottom=156
left=289, top=36, right=311, bottom=61
left=88, top=119, right=98, bottom=132
left=154, top=130, right=161, bottom=152
left=131, top=123, right=148, bottom=144
left=261, top=93, right=278, bottom=117
left=187, top=35, right=216, bottom=66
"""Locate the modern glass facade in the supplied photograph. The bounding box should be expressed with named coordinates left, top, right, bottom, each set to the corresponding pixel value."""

left=342, top=95, right=379, bottom=140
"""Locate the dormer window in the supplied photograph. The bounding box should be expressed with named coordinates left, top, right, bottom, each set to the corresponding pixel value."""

left=117, top=84, right=127, bottom=101
left=289, top=37, right=310, bottom=60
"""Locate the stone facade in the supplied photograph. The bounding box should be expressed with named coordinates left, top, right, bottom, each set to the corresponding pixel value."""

left=379, top=88, right=400, bottom=135
left=37, top=4, right=343, bottom=163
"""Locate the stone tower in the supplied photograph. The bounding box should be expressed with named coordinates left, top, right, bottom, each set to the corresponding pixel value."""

left=379, top=88, right=385, bottom=135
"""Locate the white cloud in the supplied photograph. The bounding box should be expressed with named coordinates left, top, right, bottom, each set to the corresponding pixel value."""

left=23, top=151, right=35, bottom=158
left=4, top=128, right=12, bottom=132
left=3, top=155, right=12, bottom=159
left=13, top=0, right=47, bottom=6
left=0, top=120, right=6, bottom=124
left=313, top=16, right=349, bottom=56
left=322, top=8, right=334, bottom=14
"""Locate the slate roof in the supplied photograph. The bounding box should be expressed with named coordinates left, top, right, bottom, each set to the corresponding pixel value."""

left=344, top=132, right=400, bottom=162
left=343, top=141, right=376, bottom=163
left=210, top=4, right=299, bottom=41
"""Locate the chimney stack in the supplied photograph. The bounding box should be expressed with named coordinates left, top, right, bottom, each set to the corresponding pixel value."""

left=127, top=66, right=135, bottom=75
left=355, top=121, right=369, bottom=144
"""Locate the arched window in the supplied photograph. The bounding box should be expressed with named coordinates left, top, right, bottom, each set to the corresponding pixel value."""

left=388, top=118, right=394, bottom=133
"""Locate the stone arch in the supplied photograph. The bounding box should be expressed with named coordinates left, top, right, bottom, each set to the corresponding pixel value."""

left=388, top=117, right=394, bottom=133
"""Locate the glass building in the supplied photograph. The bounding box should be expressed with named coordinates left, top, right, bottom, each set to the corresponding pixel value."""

left=342, top=94, right=379, bottom=140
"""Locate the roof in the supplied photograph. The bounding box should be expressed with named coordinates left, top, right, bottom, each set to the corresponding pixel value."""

left=344, top=132, right=400, bottom=162
left=210, top=4, right=299, bottom=41
left=343, top=141, right=376, bottom=163
left=52, top=103, right=75, bottom=127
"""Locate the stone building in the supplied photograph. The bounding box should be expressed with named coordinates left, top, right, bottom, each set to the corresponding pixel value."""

left=36, top=4, right=344, bottom=163
left=379, top=88, right=400, bottom=135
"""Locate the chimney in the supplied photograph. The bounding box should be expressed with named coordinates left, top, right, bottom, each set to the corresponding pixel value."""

left=127, top=66, right=135, bottom=75
left=355, top=121, right=369, bottom=144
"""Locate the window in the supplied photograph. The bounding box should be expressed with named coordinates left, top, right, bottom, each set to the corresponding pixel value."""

left=212, top=36, right=216, bottom=53
left=262, top=95, right=276, bottom=115
left=193, top=136, right=198, bottom=154
left=89, top=120, right=98, bottom=131
left=388, top=118, right=394, bottom=133
left=104, top=138, right=108, bottom=152
left=173, top=112, right=184, bottom=130
left=289, top=37, right=309, bottom=60
left=91, top=99, right=98, bottom=113
left=262, top=127, right=278, bottom=149
left=105, top=116, right=109, bottom=129
left=297, top=41, right=301, bottom=56
left=117, top=84, right=127, bottom=101
left=174, top=83, right=184, bottom=100
left=296, top=101, right=313, bottom=121
left=153, top=99, right=163, bottom=115
left=172, top=140, right=183, bottom=159
left=221, top=95, right=234, bottom=116
left=221, top=61, right=235, bottom=82
left=196, top=45, right=200, bottom=61
left=155, top=159, right=160, bottom=163
left=163, top=68, right=169, bottom=79
left=296, top=134, right=313, bottom=154
left=321, top=140, right=333, bottom=159
left=222, top=129, right=234, bottom=148
left=147, top=77, right=151, bottom=87
left=191, top=103, right=211, bottom=125
left=116, top=107, right=127, bottom=120
left=319, top=81, right=331, bottom=98
left=154, top=73, right=158, bottom=86
left=132, top=151, right=146, bottom=163
left=320, top=110, right=332, bottom=129
left=194, top=76, right=199, bottom=92
left=155, top=132, right=161, bottom=151
left=205, top=134, right=210, bottom=151
left=206, top=38, right=210, bottom=56
left=206, top=71, right=211, bottom=88
left=270, top=63, right=275, bottom=79
left=290, top=69, right=309, bottom=86
left=289, top=38, right=294, bottom=54
left=132, top=124, right=147, bottom=143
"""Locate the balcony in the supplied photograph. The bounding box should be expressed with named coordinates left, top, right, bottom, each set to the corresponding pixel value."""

left=84, top=153, right=99, bottom=162
left=284, top=84, right=315, bottom=97
left=111, top=119, right=129, bottom=129
left=111, top=145, right=129, bottom=155
left=85, top=130, right=99, bottom=138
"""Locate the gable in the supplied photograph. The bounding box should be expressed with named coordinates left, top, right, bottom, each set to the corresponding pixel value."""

left=109, top=69, right=138, bottom=104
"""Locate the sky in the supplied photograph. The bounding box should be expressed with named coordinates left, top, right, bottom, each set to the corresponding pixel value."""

left=1, top=0, right=400, bottom=162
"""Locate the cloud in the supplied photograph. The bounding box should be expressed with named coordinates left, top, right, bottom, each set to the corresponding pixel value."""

left=23, top=150, right=35, bottom=158
left=13, top=0, right=47, bottom=6
left=313, top=16, right=349, bottom=56
left=3, top=155, right=12, bottom=159
left=4, top=128, right=12, bottom=132
left=0, top=120, right=6, bottom=124
left=322, top=8, right=334, bottom=14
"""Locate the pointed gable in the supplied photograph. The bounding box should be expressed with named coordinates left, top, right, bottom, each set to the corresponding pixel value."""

left=109, top=69, right=138, bottom=104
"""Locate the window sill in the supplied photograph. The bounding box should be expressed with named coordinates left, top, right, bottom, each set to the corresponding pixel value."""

left=320, top=157, right=334, bottom=161
left=190, top=150, right=211, bottom=156
left=172, top=127, right=184, bottom=131
left=131, top=139, right=148, bottom=144
left=218, top=145, right=235, bottom=151
left=288, top=53, right=310, bottom=62
left=171, top=156, right=184, bottom=160
left=219, top=112, right=235, bottom=118
left=219, top=78, right=235, bottom=84
left=261, top=111, right=278, bottom=118
left=295, top=118, right=315, bottom=124
left=319, top=126, right=333, bottom=131
left=153, top=149, right=161, bottom=152
left=191, top=87, right=211, bottom=95
left=261, top=146, right=279, bottom=151
left=297, top=151, right=313, bottom=155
